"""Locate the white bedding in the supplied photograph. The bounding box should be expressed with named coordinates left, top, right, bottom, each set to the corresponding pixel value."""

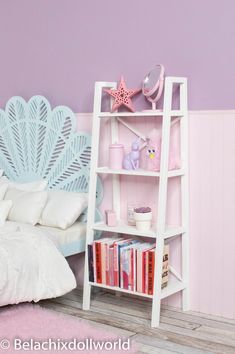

left=0, top=223, right=76, bottom=307
left=37, top=222, right=86, bottom=247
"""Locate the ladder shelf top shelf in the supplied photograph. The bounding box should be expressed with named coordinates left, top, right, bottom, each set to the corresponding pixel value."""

left=92, top=220, right=185, bottom=239
left=98, top=110, right=185, bottom=118
left=96, top=167, right=184, bottom=178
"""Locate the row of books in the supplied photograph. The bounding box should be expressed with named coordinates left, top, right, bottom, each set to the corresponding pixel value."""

left=88, top=237, right=169, bottom=295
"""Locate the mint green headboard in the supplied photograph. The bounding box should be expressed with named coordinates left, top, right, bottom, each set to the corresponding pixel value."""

left=0, top=95, right=102, bottom=219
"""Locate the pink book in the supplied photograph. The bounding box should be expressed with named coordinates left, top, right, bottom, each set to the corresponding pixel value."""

left=113, top=242, right=119, bottom=287
left=133, top=248, right=137, bottom=292
left=105, top=243, right=110, bottom=285
left=130, top=248, right=134, bottom=291
left=136, top=248, right=143, bottom=293
left=101, top=242, right=106, bottom=284
left=109, top=246, right=114, bottom=286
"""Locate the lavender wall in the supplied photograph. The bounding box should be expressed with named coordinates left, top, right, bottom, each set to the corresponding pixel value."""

left=0, top=0, right=235, bottom=112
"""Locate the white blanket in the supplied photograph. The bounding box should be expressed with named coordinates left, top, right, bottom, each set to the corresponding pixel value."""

left=0, top=225, right=76, bottom=306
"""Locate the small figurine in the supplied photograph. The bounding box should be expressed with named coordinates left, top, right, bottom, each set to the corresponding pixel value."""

left=145, top=129, right=161, bottom=171
left=123, top=139, right=140, bottom=170
left=146, top=137, right=161, bottom=171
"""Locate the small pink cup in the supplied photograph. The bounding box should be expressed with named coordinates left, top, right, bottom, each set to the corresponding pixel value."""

left=109, top=143, right=124, bottom=169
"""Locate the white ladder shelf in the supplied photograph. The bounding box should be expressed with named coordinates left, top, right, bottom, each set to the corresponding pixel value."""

left=83, top=77, right=189, bottom=327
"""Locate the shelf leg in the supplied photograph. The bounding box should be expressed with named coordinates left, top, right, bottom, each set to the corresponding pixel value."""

left=182, top=233, right=190, bottom=311
left=151, top=77, right=173, bottom=327
left=180, top=79, right=190, bottom=312
left=151, top=237, right=164, bottom=327
left=82, top=81, right=105, bottom=311
left=83, top=249, right=91, bottom=310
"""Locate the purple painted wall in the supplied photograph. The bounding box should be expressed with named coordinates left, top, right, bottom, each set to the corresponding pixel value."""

left=0, top=0, right=235, bottom=112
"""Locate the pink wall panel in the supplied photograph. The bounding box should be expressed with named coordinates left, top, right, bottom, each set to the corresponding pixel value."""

left=189, top=111, right=235, bottom=319
left=72, top=111, right=235, bottom=320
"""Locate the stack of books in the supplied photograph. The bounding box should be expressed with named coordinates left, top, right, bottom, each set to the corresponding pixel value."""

left=88, top=237, right=169, bottom=295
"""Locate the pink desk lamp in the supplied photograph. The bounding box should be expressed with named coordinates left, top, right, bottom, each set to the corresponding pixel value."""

left=142, top=64, right=165, bottom=110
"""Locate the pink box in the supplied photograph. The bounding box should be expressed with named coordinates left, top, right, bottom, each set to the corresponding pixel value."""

left=105, top=210, right=117, bottom=227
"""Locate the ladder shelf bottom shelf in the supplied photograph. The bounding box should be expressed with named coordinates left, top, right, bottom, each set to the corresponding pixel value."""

left=89, top=275, right=186, bottom=300
left=92, top=220, right=185, bottom=239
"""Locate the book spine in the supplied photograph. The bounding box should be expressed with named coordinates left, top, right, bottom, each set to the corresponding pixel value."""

left=93, top=242, right=97, bottom=283
left=122, top=248, right=129, bottom=290
left=101, top=242, right=106, bottom=284
left=136, top=250, right=142, bottom=293
left=119, top=245, right=123, bottom=288
left=145, top=251, right=149, bottom=294
left=148, top=250, right=154, bottom=295
left=128, top=249, right=132, bottom=291
left=105, top=243, right=109, bottom=286
left=133, top=248, right=137, bottom=292
left=88, top=244, right=94, bottom=282
left=109, top=246, right=114, bottom=286
left=95, top=242, right=102, bottom=283
left=142, top=251, right=146, bottom=293
left=113, top=243, right=119, bottom=287
left=130, top=248, right=134, bottom=291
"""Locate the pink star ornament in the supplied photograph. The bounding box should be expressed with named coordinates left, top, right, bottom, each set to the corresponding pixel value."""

left=105, top=77, right=141, bottom=112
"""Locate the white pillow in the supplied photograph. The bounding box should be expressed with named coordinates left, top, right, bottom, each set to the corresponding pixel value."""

left=5, top=188, right=48, bottom=225
left=0, top=176, right=47, bottom=191
left=0, top=200, right=13, bottom=226
left=0, top=183, right=8, bottom=200
left=40, top=190, right=88, bottom=230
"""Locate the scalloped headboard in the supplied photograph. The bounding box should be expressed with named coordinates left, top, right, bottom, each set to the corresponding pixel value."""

left=0, top=95, right=102, bottom=215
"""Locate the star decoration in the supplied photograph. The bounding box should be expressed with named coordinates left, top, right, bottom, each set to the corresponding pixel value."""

left=104, top=76, right=141, bottom=112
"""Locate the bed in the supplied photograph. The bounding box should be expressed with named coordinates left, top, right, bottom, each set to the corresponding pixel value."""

left=0, top=95, right=103, bottom=305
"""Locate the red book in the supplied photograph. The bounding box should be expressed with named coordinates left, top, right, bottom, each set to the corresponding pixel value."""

left=145, top=250, right=149, bottom=294
left=93, top=242, right=97, bottom=283
left=142, top=245, right=155, bottom=293
left=142, top=250, right=147, bottom=293
left=95, top=242, right=102, bottom=283
left=148, top=249, right=155, bottom=295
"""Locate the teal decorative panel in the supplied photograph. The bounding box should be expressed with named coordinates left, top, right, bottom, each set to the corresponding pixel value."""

left=0, top=95, right=103, bottom=207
